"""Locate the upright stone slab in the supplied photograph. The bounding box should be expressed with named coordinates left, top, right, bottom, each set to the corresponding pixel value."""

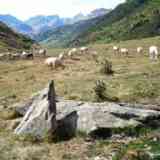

left=14, top=80, right=57, bottom=139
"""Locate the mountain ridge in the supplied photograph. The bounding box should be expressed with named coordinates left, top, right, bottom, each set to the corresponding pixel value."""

left=74, top=0, right=160, bottom=45
left=0, top=8, right=111, bottom=40
left=37, top=16, right=104, bottom=48
left=0, top=14, right=33, bottom=37
left=25, top=15, right=64, bottom=34
left=34, top=8, right=111, bottom=47
left=0, top=21, right=34, bottom=52
left=25, top=8, right=111, bottom=34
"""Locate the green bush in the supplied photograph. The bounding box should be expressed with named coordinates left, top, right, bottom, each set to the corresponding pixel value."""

left=100, top=59, right=114, bottom=75
left=93, top=80, right=107, bottom=102
left=93, top=80, right=119, bottom=102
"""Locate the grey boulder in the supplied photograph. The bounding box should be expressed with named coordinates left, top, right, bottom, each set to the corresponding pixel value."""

left=14, top=80, right=57, bottom=139
left=14, top=81, right=160, bottom=139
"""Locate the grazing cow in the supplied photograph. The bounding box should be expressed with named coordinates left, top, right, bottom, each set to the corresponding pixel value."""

left=68, top=48, right=78, bottom=58
left=91, top=51, right=98, bottom=58
left=26, top=53, right=34, bottom=59
left=149, top=46, right=158, bottom=60
left=45, top=56, right=65, bottom=69
left=39, top=49, right=47, bottom=57
left=80, top=47, right=89, bottom=54
left=59, top=52, right=65, bottom=60
left=137, top=47, right=143, bottom=54
left=120, top=48, right=129, bottom=56
left=113, top=46, right=120, bottom=55
left=21, top=51, right=34, bottom=60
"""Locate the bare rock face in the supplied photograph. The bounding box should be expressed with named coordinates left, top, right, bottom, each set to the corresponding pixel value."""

left=14, top=81, right=160, bottom=139
left=14, top=81, right=57, bottom=139
left=56, top=101, right=160, bottom=138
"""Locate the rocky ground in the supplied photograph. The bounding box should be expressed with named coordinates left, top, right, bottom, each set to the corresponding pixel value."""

left=0, top=80, right=160, bottom=160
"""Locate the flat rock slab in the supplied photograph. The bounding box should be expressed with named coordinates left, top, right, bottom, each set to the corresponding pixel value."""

left=56, top=101, right=160, bottom=135
left=14, top=82, right=160, bottom=139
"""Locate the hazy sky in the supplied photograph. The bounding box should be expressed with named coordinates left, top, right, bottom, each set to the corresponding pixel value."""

left=0, top=0, right=125, bottom=20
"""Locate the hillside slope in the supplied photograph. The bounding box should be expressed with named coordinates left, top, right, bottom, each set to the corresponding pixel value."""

left=37, top=17, right=102, bottom=48
left=75, top=0, right=160, bottom=44
left=25, top=15, right=64, bottom=34
left=0, top=22, right=34, bottom=52
left=0, top=15, right=33, bottom=37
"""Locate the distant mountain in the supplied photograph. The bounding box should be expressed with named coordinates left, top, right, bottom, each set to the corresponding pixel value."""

left=59, top=14, right=87, bottom=26
left=34, top=8, right=111, bottom=47
left=61, top=9, right=111, bottom=25
left=36, top=17, right=103, bottom=48
left=25, top=8, right=111, bottom=34
left=0, top=14, right=33, bottom=37
left=25, top=14, right=87, bottom=33
left=71, top=13, right=87, bottom=23
left=0, top=8, right=111, bottom=45
left=25, top=15, right=64, bottom=34
left=88, top=8, right=111, bottom=18
left=74, top=0, right=160, bottom=44
left=0, top=22, right=34, bottom=52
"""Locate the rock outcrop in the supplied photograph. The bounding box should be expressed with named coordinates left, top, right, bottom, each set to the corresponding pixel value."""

left=14, top=81, right=160, bottom=139
left=14, top=80, right=57, bottom=139
left=56, top=101, right=160, bottom=137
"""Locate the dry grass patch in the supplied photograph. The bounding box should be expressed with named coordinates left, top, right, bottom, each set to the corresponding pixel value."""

left=1, top=37, right=160, bottom=107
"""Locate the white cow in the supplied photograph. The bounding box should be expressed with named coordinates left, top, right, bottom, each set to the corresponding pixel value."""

left=45, top=56, right=65, bottom=69
left=91, top=51, right=98, bottom=57
left=39, top=49, right=47, bottom=57
left=120, top=48, right=129, bottom=56
left=80, top=47, right=88, bottom=54
left=21, top=51, right=34, bottom=59
left=137, top=47, right=143, bottom=54
left=68, top=48, right=78, bottom=58
left=113, top=46, right=119, bottom=55
left=59, top=53, right=65, bottom=60
left=149, top=46, right=159, bottom=60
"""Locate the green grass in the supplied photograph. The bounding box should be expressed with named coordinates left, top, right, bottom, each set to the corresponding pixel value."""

left=113, top=136, right=160, bottom=160
left=1, top=36, right=160, bottom=159
left=1, top=36, right=160, bottom=107
left=0, top=22, right=34, bottom=52
left=76, top=0, right=160, bottom=45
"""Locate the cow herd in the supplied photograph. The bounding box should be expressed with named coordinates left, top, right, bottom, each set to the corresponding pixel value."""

left=0, top=44, right=159, bottom=70
left=0, top=49, right=47, bottom=61
left=44, top=47, right=96, bottom=69
left=113, top=45, right=159, bottom=60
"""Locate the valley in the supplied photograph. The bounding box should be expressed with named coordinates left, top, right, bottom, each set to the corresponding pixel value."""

left=1, top=0, right=160, bottom=159
left=1, top=36, right=160, bottom=159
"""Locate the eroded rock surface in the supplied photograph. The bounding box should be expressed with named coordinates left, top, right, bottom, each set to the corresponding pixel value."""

left=14, top=81, right=57, bottom=139
left=56, top=101, right=160, bottom=137
left=14, top=81, right=160, bottom=139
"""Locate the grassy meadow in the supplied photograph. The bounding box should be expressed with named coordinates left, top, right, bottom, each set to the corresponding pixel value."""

left=1, top=36, right=160, bottom=107
left=1, top=36, right=160, bottom=159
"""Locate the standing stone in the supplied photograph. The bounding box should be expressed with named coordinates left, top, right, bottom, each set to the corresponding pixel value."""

left=14, top=80, right=57, bottom=139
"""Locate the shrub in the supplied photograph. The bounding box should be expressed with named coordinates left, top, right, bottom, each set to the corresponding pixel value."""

left=93, top=80, right=107, bottom=102
left=100, top=59, right=114, bottom=75
left=93, top=80, right=119, bottom=102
